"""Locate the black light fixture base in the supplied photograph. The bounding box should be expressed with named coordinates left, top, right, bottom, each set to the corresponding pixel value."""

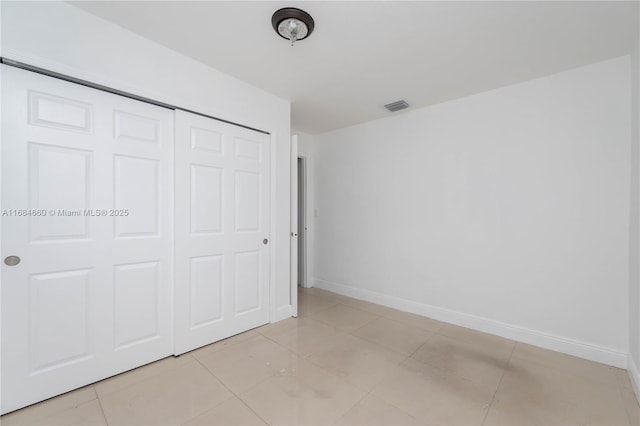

left=271, top=7, right=315, bottom=41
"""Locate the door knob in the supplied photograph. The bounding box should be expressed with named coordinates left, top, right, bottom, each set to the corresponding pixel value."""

left=263, top=239, right=268, bottom=245
left=4, top=256, right=20, bottom=266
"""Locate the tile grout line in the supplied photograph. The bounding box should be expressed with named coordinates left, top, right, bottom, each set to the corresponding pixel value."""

left=348, top=349, right=417, bottom=423
left=363, top=386, right=424, bottom=426
left=333, top=388, right=371, bottom=425
left=91, top=354, right=198, bottom=402
left=345, top=314, right=439, bottom=357
left=336, top=300, right=390, bottom=317
left=234, top=395, right=273, bottom=426
left=248, top=321, right=387, bottom=425
left=93, top=386, right=110, bottom=426
left=188, top=352, right=272, bottom=425
left=254, top=303, right=390, bottom=425
left=188, top=329, right=337, bottom=425
left=616, top=377, right=636, bottom=426
left=406, top=328, right=439, bottom=360
left=480, top=343, right=517, bottom=425
left=310, top=303, right=382, bottom=332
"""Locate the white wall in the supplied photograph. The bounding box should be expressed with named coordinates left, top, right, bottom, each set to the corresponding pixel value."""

left=0, top=1, right=293, bottom=320
left=313, top=56, right=631, bottom=367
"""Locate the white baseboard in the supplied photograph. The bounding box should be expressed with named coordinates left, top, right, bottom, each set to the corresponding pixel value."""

left=313, top=278, right=628, bottom=368
left=272, top=304, right=293, bottom=323
left=628, top=356, right=640, bottom=404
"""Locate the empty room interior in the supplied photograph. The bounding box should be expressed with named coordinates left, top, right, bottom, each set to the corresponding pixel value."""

left=1, top=1, right=640, bottom=425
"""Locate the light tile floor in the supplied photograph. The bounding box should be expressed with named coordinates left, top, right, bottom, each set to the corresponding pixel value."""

left=2, top=287, right=639, bottom=425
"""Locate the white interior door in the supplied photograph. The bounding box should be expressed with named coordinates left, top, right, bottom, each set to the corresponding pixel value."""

left=297, top=157, right=306, bottom=287
left=1, top=66, right=174, bottom=414
left=174, top=110, right=270, bottom=355
left=290, top=136, right=298, bottom=316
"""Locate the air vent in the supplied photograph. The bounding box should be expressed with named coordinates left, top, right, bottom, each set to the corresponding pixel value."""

left=384, top=100, right=410, bottom=112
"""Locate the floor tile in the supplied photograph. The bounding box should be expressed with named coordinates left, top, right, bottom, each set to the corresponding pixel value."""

left=338, top=298, right=393, bottom=316
left=483, top=391, right=585, bottom=425
left=618, top=369, right=634, bottom=390
left=297, top=293, right=341, bottom=317
left=239, top=359, right=365, bottom=425
left=383, top=309, right=443, bottom=332
left=99, top=360, right=233, bottom=425
left=352, top=317, right=433, bottom=356
left=22, top=400, right=106, bottom=426
left=299, top=287, right=347, bottom=302
left=254, top=317, right=301, bottom=338
left=490, top=356, right=630, bottom=425
left=3, top=289, right=635, bottom=426
left=411, top=332, right=512, bottom=390
left=308, top=333, right=407, bottom=391
left=255, top=316, right=319, bottom=340
left=267, top=317, right=348, bottom=357
left=195, top=334, right=298, bottom=393
left=182, top=397, right=266, bottom=426
left=335, top=394, right=422, bottom=425
left=94, top=354, right=194, bottom=398
left=511, top=342, right=619, bottom=387
left=371, top=358, right=494, bottom=425
left=189, top=330, right=258, bottom=359
left=310, top=303, right=379, bottom=332
left=438, top=324, right=515, bottom=352
left=622, top=389, right=640, bottom=426
left=1, top=386, right=97, bottom=426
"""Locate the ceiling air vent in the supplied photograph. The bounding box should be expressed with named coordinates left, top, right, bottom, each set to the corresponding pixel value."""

left=384, top=100, right=410, bottom=112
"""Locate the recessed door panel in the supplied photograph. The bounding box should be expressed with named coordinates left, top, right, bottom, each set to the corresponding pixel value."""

left=114, top=111, right=159, bottom=143
left=235, top=137, right=261, bottom=162
left=235, top=251, right=260, bottom=315
left=235, top=171, right=260, bottom=233
left=29, top=143, right=91, bottom=241
left=114, top=262, right=160, bottom=349
left=29, top=91, right=92, bottom=133
left=190, top=165, right=223, bottom=234
left=191, top=127, right=223, bottom=154
left=29, top=269, right=93, bottom=373
left=114, top=155, right=159, bottom=238
left=189, top=255, right=224, bottom=328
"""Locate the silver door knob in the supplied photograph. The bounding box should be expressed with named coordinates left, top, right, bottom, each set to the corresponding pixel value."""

left=263, top=239, right=268, bottom=245
left=4, top=256, right=20, bottom=266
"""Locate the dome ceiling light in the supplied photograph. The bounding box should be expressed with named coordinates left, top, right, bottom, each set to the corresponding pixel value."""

left=271, top=7, right=315, bottom=46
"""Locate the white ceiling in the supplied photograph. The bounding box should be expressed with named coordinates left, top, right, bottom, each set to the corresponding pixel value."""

left=71, top=1, right=638, bottom=134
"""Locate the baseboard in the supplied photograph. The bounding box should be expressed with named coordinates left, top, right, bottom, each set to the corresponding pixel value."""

left=313, top=278, right=628, bottom=368
left=272, top=304, right=293, bottom=323
left=628, top=356, right=640, bottom=404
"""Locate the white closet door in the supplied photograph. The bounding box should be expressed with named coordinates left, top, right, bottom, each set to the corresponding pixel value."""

left=174, top=110, right=270, bottom=355
left=1, top=66, right=173, bottom=414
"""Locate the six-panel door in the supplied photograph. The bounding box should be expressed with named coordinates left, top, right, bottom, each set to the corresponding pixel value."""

left=174, top=110, right=271, bottom=355
left=1, top=66, right=174, bottom=413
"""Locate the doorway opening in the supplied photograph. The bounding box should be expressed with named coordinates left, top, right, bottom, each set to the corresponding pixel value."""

left=297, top=156, right=307, bottom=288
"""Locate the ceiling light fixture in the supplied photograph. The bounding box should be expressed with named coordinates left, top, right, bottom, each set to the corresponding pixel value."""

left=271, top=7, right=315, bottom=46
